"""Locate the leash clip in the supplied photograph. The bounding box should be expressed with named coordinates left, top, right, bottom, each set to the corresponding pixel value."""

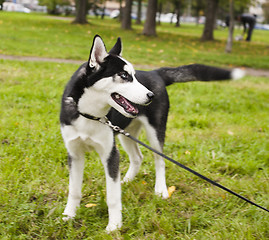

left=100, top=117, right=130, bottom=136
left=98, top=116, right=109, bottom=125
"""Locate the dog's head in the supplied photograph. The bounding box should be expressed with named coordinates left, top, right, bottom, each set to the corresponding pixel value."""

left=85, top=35, right=154, bottom=118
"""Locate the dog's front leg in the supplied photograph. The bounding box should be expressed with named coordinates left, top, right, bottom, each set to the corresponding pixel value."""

left=105, top=171, right=122, bottom=232
left=63, top=147, right=85, bottom=220
left=100, top=143, right=122, bottom=232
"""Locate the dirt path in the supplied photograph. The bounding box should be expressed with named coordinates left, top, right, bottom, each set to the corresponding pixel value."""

left=1, top=54, right=269, bottom=78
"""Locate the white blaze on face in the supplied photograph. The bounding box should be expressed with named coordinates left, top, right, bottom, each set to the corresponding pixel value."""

left=123, top=63, right=134, bottom=76
left=79, top=54, right=153, bottom=119
left=106, top=60, right=153, bottom=118
left=114, top=62, right=151, bottom=104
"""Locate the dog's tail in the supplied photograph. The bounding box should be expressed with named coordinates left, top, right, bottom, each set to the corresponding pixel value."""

left=156, top=64, right=245, bottom=86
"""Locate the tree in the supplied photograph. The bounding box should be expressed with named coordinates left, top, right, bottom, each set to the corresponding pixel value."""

left=119, top=0, right=124, bottom=21
left=0, top=0, right=4, bottom=11
left=262, top=1, right=269, bottom=23
left=136, top=0, right=142, bottom=24
left=200, top=0, right=219, bottom=41
left=142, top=0, right=158, bottom=36
left=121, top=0, right=133, bottom=29
left=157, top=1, right=163, bottom=25
left=173, top=0, right=181, bottom=27
left=226, top=0, right=234, bottom=53
left=73, top=0, right=88, bottom=24
left=101, top=0, right=107, bottom=19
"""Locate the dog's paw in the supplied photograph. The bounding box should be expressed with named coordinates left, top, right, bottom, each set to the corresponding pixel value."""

left=122, top=169, right=138, bottom=183
left=106, top=223, right=122, bottom=233
left=121, top=176, right=132, bottom=184
left=62, top=213, right=75, bottom=221
left=62, top=216, right=73, bottom=221
left=155, top=185, right=169, bottom=199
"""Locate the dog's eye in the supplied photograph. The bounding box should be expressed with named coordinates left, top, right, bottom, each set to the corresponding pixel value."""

left=119, top=71, right=128, bottom=80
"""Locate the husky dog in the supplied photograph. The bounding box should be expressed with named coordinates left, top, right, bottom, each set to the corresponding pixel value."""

left=60, top=35, right=244, bottom=231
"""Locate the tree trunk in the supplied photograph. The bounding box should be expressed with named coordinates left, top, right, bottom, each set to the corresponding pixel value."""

left=136, top=0, right=142, bottom=24
left=48, top=0, right=58, bottom=15
left=121, top=0, right=133, bottom=29
left=157, top=2, right=162, bottom=25
left=226, top=0, right=234, bottom=53
left=72, top=0, right=88, bottom=24
left=175, top=0, right=181, bottom=27
left=101, top=1, right=106, bottom=20
left=200, top=0, right=219, bottom=41
left=142, top=0, right=157, bottom=36
left=119, top=0, right=123, bottom=21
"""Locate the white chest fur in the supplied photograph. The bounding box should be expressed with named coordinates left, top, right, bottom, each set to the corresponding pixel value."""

left=61, top=116, right=114, bottom=158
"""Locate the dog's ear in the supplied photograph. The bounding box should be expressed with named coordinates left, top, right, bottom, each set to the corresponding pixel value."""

left=108, top=37, right=122, bottom=56
left=88, top=35, right=108, bottom=69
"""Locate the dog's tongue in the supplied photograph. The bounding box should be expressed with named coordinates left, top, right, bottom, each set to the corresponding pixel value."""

left=124, top=101, right=138, bottom=115
left=112, top=93, right=138, bottom=115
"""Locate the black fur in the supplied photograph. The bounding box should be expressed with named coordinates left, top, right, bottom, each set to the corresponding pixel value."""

left=157, top=64, right=232, bottom=85
left=107, top=140, right=120, bottom=180
left=108, top=37, right=122, bottom=56
left=68, top=154, right=72, bottom=169
left=61, top=62, right=234, bottom=143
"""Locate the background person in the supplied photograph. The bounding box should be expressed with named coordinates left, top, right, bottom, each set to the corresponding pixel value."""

left=226, top=14, right=257, bottom=41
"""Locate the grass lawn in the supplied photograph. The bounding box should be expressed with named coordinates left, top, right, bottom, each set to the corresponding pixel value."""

left=0, top=12, right=269, bottom=239
left=0, top=12, right=269, bottom=69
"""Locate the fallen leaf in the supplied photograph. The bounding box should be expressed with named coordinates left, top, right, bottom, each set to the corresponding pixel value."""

left=85, top=203, right=97, bottom=208
left=168, top=186, right=176, bottom=198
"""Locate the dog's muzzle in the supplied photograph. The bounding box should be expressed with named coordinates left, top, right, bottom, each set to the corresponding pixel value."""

left=111, top=91, right=154, bottom=117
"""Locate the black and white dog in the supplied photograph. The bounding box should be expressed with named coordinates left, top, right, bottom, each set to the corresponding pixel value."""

left=60, top=35, right=244, bottom=231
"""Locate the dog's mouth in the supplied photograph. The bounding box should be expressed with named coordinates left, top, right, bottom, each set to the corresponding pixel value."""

left=111, top=93, right=138, bottom=116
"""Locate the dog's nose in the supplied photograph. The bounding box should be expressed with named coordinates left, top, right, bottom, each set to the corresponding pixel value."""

left=147, top=92, right=154, bottom=100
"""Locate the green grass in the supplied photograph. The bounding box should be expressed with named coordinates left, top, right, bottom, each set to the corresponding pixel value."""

left=0, top=12, right=269, bottom=239
left=0, top=12, right=269, bottom=69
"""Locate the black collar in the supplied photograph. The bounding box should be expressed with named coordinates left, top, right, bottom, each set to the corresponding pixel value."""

left=79, top=112, right=101, bottom=121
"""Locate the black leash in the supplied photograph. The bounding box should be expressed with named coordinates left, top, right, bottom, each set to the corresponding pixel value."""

left=127, top=134, right=269, bottom=212
left=80, top=112, right=269, bottom=213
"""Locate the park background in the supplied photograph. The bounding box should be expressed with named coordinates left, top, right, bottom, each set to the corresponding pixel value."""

left=0, top=1, right=269, bottom=239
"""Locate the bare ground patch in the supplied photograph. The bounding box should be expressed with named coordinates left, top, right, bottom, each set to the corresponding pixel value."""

left=1, top=54, right=269, bottom=77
